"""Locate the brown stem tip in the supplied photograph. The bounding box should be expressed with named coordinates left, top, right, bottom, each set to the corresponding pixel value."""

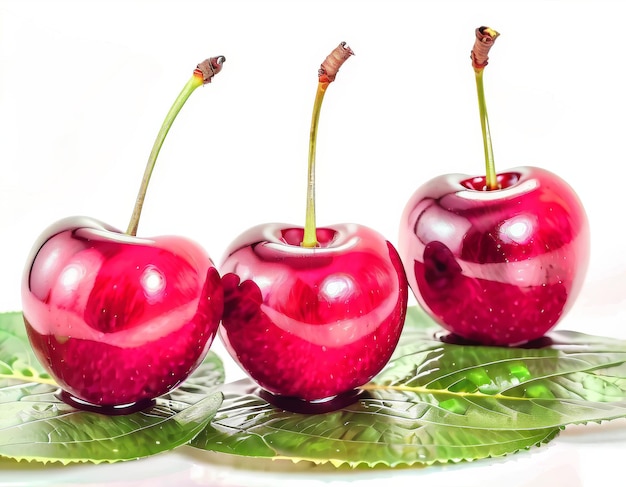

left=195, top=56, right=226, bottom=84
left=471, top=27, right=499, bottom=70
left=319, top=42, right=354, bottom=84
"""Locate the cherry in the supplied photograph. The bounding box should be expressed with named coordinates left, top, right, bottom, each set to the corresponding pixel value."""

left=219, top=43, right=408, bottom=405
left=21, top=57, right=226, bottom=409
left=398, top=27, right=590, bottom=346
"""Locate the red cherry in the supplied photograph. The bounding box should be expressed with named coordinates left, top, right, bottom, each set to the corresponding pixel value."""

left=398, top=28, right=590, bottom=346
left=218, top=44, right=408, bottom=405
left=220, top=223, right=408, bottom=401
left=22, top=217, right=223, bottom=406
left=20, top=57, right=226, bottom=410
left=398, top=167, right=589, bottom=345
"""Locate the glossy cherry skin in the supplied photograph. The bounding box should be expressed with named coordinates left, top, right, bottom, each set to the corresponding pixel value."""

left=219, top=223, right=408, bottom=402
left=398, top=167, right=590, bottom=346
left=21, top=216, right=224, bottom=408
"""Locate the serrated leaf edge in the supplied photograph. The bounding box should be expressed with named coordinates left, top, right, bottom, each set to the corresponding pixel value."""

left=0, top=392, right=223, bottom=465
left=205, top=426, right=562, bottom=469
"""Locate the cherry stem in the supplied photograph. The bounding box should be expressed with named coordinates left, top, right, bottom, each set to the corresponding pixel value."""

left=126, top=56, right=225, bottom=236
left=302, top=42, right=354, bottom=248
left=303, top=82, right=327, bottom=248
left=471, top=26, right=499, bottom=191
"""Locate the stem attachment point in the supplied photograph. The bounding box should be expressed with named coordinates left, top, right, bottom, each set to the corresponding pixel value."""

left=319, top=42, right=355, bottom=84
left=195, top=56, right=226, bottom=84
left=471, top=27, right=500, bottom=71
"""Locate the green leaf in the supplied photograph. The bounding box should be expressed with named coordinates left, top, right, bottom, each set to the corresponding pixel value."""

left=0, top=312, right=224, bottom=464
left=191, top=380, right=560, bottom=467
left=0, top=311, right=51, bottom=385
left=190, top=306, right=626, bottom=467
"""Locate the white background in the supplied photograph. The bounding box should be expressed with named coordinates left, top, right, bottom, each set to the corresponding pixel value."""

left=1, top=1, right=625, bottom=486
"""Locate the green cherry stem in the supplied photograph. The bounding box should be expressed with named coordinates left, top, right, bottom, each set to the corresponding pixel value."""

left=471, top=26, right=500, bottom=191
left=302, top=42, right=354, bottom=248
left=303, top=82, right=327, bottom=248
left=126, top=56, right=225, bottom=236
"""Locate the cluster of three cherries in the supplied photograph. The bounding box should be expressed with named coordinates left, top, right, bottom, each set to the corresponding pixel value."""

left=20, top=32, right=589, bottom=413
